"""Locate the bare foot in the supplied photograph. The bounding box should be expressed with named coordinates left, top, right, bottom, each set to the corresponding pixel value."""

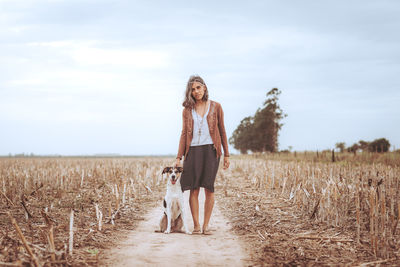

left=202, top=226, right=212, bottom=235
left=193, top=225, right=201, bottom=234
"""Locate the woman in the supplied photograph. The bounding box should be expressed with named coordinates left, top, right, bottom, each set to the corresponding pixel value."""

left=175, top=75, right=230, bottom=235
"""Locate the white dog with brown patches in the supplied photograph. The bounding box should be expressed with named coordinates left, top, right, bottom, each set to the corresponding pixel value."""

left=159, top=166, right=191, bottom=234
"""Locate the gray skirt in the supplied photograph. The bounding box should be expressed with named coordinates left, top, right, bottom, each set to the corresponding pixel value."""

left=181, top=144, right=220, bottom=193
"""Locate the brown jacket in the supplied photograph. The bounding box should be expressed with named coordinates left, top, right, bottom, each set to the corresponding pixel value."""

left=177, top=100, right=230, bottom=160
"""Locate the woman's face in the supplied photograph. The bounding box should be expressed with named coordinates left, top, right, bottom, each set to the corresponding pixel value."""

left=191, top=81, right=205, bottom=102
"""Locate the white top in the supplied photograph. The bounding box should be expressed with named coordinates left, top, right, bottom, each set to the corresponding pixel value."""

left=191, top=102, right=214, bottom=146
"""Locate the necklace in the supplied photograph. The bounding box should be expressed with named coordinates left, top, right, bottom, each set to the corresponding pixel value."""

left=195, top=101, right=207, bottom=143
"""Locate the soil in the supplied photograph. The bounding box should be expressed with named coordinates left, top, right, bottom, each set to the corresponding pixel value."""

left=100, top=167, right=400, bottom=266
left=101, top=189, right=250, bottom=266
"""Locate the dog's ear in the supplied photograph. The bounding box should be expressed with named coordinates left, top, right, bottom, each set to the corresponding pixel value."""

left=162, top=167, right=170, bottom=174
left=176, top=167, right=183, bottom=173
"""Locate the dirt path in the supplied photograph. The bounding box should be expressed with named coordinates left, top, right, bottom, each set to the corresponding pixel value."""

left=102, top=189, right=250, bottom=266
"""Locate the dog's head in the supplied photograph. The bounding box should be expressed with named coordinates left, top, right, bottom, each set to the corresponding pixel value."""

left=162, top=166, right=183, bottom=185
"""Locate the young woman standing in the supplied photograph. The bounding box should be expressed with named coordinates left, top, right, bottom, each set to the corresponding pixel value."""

left=175, top=75, right=230, bottom=235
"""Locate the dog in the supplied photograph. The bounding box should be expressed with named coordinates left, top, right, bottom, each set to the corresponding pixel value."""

left=158, top=166, right=191, bottom=234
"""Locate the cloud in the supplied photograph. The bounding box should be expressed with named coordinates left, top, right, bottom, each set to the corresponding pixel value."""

left=1, top=0, right=400, bottom=154
left=72, top=47, right=169, bottom=68
left=24, top=40, right=170, bottom=68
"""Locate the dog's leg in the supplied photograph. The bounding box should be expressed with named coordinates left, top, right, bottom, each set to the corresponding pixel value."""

left=180, top=197, right=191, bottom=234
left=165, top=202, right=172, bottom=234
left=173, top=215, right=183, bottom=233
left=159, top=214, right=167, bottom=232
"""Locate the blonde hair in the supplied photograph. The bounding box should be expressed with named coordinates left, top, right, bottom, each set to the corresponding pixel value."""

left=182, top=75, right=209, bottom=109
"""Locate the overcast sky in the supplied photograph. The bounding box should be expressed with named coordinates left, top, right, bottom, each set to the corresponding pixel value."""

left=1, top=0, right=399, bottom=155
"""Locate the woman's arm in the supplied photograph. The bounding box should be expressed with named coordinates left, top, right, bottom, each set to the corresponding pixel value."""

left=176, top=109, right=187, bottom=164
left=217, top=104, right=229, bottom=158
left=217, top=104, right=230, bottom=169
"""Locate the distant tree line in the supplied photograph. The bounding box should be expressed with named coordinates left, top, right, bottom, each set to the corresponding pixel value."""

left=335, top=138, right=391, bottom=153
left=229, top=88, right=287, bottom=154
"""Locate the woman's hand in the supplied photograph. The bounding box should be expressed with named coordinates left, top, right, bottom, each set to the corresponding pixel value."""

left=223, top=157, right=230, bottom=170
left=175, top=158, right=181, bottom=167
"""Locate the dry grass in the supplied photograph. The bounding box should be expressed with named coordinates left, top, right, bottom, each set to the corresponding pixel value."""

left=0, top=157, right=169, bottom=266
left=2, top=154, right=400, bottom=266
left=215, top=155, right=400, bottom=265
left=248, top=151, right=400, bottom=166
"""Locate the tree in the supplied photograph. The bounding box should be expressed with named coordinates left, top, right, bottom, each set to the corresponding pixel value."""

left=358, top=140, right=370, bottom=152
left=229, top=88, right=287, bottom=153
left=252, top=88, right=287, bottom=152
left=335, top=142, right=346, bottom=153
left=347, top=143, right=359, bottom=153
left=368, top=138, right=390, bottom=153
left=229, top=116, right=257, bottom=154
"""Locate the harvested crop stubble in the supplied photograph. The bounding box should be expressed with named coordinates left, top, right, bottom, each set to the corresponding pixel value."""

left=215, top=156, right=400, bottom=266
left=0, top=157, right=167, bottom=266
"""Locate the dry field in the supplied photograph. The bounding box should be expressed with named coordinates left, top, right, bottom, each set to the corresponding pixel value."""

left=0, top=157, right=168, bottom=266
left=1, top=154, right=400, bottom=266
left=215, top=154, right=400, bottom=266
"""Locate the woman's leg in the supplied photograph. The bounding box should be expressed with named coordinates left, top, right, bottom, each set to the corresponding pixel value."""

left=189, top=188, right=200, bottom=230
left=203, top=188, right=214, bottom=231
